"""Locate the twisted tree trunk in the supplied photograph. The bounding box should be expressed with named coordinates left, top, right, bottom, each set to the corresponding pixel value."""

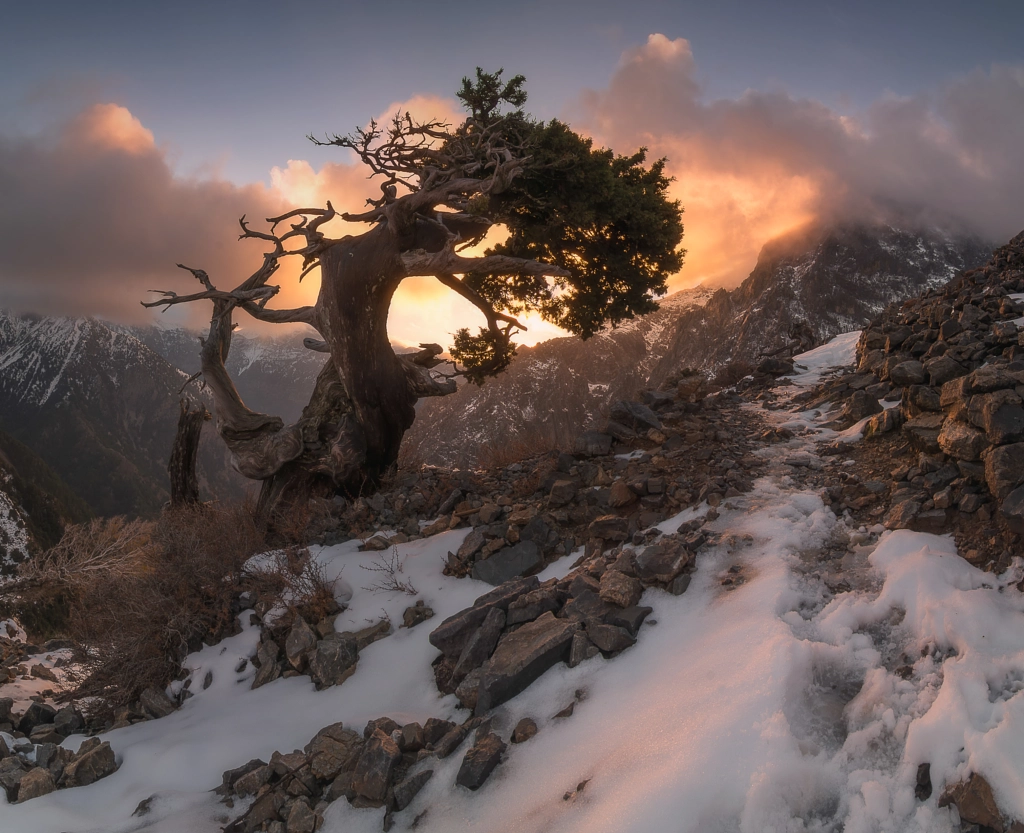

left=168, top=399, right=210, bottom=507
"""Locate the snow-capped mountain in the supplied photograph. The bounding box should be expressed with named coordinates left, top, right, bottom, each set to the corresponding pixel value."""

left=0, top=312, right=245, bottom=518
left=407, top=223, right=991, bottom=467
left=647, top=223, right=993, bottom=385
left=122, top=326, right=327, bottom=424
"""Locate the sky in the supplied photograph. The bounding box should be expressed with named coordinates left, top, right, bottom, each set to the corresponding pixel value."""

left=1, top=0, right=1023, bottom=347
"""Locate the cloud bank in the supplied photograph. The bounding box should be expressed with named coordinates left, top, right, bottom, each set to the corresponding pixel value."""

left=1, top=41, right=1022, bottom=341
left=577, top=34, right=1024, bottom=287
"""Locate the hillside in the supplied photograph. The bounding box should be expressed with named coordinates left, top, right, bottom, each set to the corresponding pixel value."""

left=0, top=312, right=246, bottom=518
left=406, top=222, right=991, bottom=467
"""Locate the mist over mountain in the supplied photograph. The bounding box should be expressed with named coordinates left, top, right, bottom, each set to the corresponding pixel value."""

left=405, top=221, right=991, bottom=467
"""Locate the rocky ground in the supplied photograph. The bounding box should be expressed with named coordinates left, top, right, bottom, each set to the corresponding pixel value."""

left=3, top=233, right=1024, bottom=832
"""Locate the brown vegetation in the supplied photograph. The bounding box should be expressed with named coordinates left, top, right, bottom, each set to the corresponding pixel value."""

left=0, top=503, right=337, bottom=717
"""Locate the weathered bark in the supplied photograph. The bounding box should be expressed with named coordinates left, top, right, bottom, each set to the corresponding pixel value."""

left=144, top=105, right=571, bottom=535
left=168, top=399, right=210, bottom=507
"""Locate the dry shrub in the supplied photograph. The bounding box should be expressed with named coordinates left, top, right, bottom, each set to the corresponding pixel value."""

left=7, top=503, right=266, bottom=717
left=476, top=433, right=565, bottom=470
left=244, top=547, right=342, bottom=626
left=267, top=495, right=336, bottom=547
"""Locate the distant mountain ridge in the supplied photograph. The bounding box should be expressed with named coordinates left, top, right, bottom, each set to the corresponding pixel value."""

left=0, top=221, right=995, bottom=518
left=406, top=222, right=992, bottom=467
left=647, top=223, right=993, bottom=385
left=0, top=312, right=245, bottom=518
left=120, top=326, right=326, bottom=424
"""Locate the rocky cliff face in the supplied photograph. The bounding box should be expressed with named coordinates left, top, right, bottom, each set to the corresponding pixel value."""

left=0, top=312, right=245, bottom=517
left=647, top=223, right=993, bottom=385
left=407, top=223, right=991, bottom=468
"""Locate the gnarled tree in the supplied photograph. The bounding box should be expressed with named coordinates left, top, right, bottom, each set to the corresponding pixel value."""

left=145, top=70, right=684, bottom=525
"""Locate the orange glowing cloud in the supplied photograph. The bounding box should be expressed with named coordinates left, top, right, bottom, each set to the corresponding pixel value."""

left=73, top=103, right=156, bottom=154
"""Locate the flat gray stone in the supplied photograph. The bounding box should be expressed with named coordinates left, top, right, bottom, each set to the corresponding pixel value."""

left=471, top=541, right=542, bottom=586
left=475, top=612, right=580, bottom=715
left=429, top=576, right=540, bottom=658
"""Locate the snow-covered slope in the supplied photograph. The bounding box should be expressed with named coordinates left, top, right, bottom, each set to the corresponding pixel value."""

left=7, top=334, right=1024, bottom=832
left=0, top=465, right=30, bottom=573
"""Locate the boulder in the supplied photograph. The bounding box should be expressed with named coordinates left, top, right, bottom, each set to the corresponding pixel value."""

left=548, top=480, right=578, bottom=508
left=478, top=504, right=503, bottom=524
left=885, top=325, right=913, bottom=350
left=937, top=419, right=990, bottom=461
left=398, top=722, right=425, bottom=753
left=635, top=538, right=693, bottom=585
left=452, top=607, right=506, bottom=683
left=606, top=605, right=653, bottom=636
left=422, top=718, right=457, bottom=747
left=220, top=758, right=267, bottom=793
left=889, top=361, right=927, bottom=387
left=433, top=724, right=470, bottom=759
left=17, top=702, right=56, bottom=735
left=233, top=764, right=272, bottom=796
left=984, top=443, right=1024, bottom=499
left=402, top=600, right=434, bottom=629
left=428, top=576, right=540, bottom=658
left=238, top=791, right=286, bottom=832
left=925, top=355, right=966, bottom=386
left=902, top=413, right=945, bottom=453
left=599, top=570, right=644, bottom=608
left=52, top=705, right=84, bottom=737
left=1000, top=486, right=1024, bottom=534
left=17, top=767, right=55, bottom=802
left=139, top=687, right=177, bottom=719
left=0, top=757, right=27, bottom=802
left=561, top=588, right=618, bottom=624
left=587, top=515, right=630, bottom=542
left=938, top=772, right=1004, bottom=832
left=511, top=718, right=538, bottom=744
left=305, top=724, right=363, bottom=781
left=351, top=729, right=401, bottom=803
left=573, top=432, right=613, bottom=458
left=348, top=619, right=391, bottom=651
left=968, top=363, right=1024, bottom=393
left=475, top=612, right=581, bottom=714
left=519, top=516, right=558, bottom=553
left=969, top=389, right=1024, bottom=444
left=885, top=500, right=921, bottom=530
left=843, top=390, right=883, bottom=421
left=471, top=542, right=542, bottom=586
left=607, top=481, right=637, bottom=508
left=568, top=631, right=601, bottom=667
left=252, top=639, right=282, bottom=689
left=457, top=530, right=487, bottom=562
left=284, top=800, right=319, bottom=833
left=586, top=621, right=637, bottom=654
left=308, top=633, right=359, bottom=689
left=906, top=385, right=941, bottom=413
left=505, top=585, right=561, bottom=626
left=609, top=400, right=662, bottom=433
left=864, top=408, right=902, bottom=438
left=63, top=741, right=117, bottom=787
left=455, top=732, right=507, bottom=791
left=393, top=769, right=433, bottom=810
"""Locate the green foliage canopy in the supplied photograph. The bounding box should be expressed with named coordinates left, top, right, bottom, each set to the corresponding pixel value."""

left=447, top=69, right=685, bottom=381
